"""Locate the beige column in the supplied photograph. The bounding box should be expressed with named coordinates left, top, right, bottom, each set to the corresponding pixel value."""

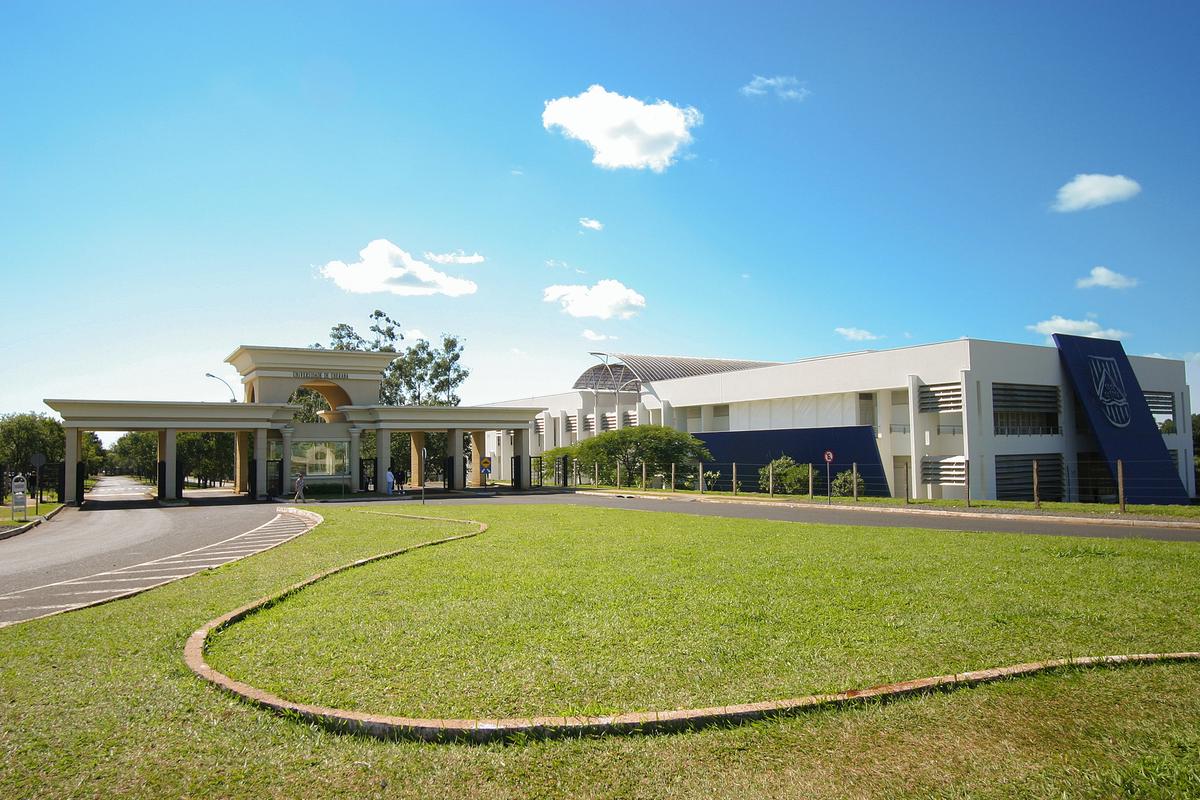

left=235, top=431, right=250, bottom=493
left=468, top=431, right=486, bottom=487
left=376, top=428, right=391, bottom=495
left=281, top=426, right=294, bottom=492
left=409, top=431, right=426, bottom=487
left=161, top=428, right=178, bottom=500
left=512, top=426, right=530, bottom=490
left=447, top=429, right=464, bottom=489
left=254, top=428, right=268, bottom=499
left=349, top=428, right=362, bottom=492
left=64, top=426, right=81, bottom=505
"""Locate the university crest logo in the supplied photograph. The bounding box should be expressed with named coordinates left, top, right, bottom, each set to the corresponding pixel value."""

left=1088, top=356, right=1131, bottom=428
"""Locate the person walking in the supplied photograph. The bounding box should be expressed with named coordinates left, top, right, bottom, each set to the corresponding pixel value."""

left=293, top=472, right=306, bottom=503
left=397, top=467, right=407, bottom=495
left=385, top=465, right=395, bottom=496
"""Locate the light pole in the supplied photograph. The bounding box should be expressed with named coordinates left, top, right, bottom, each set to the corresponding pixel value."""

left=205, top=373, right=238, bottom=403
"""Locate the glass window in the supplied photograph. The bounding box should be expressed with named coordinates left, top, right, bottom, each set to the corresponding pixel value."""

left=291, top=441, right=349, bottom=477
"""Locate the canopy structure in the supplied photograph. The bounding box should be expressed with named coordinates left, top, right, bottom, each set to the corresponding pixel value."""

left=573, top=353, right=780, bottom=392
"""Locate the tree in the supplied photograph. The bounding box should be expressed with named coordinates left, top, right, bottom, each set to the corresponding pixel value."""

left=107, top=432, right=158, bottom=479
left=288, top=388, right=330, bottom=423
left=0, top=412, right=64, bottom=469
left=573, top=426, right=712, bottom=487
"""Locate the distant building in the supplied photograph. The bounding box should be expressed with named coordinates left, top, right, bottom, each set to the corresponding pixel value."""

left=486, top=335, right=1194, bottom=503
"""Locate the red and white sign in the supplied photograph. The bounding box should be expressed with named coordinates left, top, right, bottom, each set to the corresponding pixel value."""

left=823, top=450, right=835, bottom=464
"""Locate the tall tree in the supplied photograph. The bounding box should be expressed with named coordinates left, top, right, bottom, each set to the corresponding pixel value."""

left=0, top=412, right=64, bottom=468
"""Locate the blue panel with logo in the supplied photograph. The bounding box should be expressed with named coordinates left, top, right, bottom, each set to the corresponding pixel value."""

left=1053, top=333, right=1188, bottom=505
left=695, top=425, right=890, bottom=496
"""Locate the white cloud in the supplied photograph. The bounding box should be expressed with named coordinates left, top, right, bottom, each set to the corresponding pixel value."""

left=542, top=84, right=702, bottom=172
left=579, top=217, right=603, bottom=231
left=543, top=279, right=646, bottom=320
left=739, top=75, right=811, bottom=101
left=582, top=329, right=617, bottom=342
left=510, top=167, right=524, bottom=176
left=1026, top=315, right=1127, bottom=344
left=1052, top=173, right=1141, bottom=212
left=404, top=328, right=427, bottom=341
left=1076, top=265, right=1137, bottom=289
left=423, top=249, right=485, bottom=265
left=319, top=239, right=477, bottom=297
left=834, top=326, right=881, bottom=342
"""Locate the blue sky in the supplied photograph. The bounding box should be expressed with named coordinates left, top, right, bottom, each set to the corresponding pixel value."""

left=2, top=1, right=1198, bottom=424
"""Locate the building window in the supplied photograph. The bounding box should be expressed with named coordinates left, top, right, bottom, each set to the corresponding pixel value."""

left=992, top=383, right=1061, bottom=435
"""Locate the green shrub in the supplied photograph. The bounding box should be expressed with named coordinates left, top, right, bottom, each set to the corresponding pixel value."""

left=758, top=456, right=812, bottom=495
left=830, top=468, right=865, bottom=497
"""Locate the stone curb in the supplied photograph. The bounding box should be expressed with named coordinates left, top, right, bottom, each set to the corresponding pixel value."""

left=0, top=508, right=321, bottom=629
left=0, top=504, right=67, bottom=542
left=183, top=511, right=1200, bottom=744
left=575, top=490, right=1200, bottom=530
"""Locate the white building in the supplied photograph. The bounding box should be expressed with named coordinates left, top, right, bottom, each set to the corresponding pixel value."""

left=485, top=337, right=1195, bottom=503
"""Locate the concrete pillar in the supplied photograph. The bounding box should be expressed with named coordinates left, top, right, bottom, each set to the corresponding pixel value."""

left=281, top=426, right=294, bottom=490
left=64, top=426, right=81, bottom=505
left=254, top=428, right=268, bottom=499
left=498, top=429, right=513, bottom=481
left=556, top=411, right=568, bottom=448
left=468, top=430, right=486, bottom=487
left=701, top=405, right=715, bottom=433
left=376, top=428, right=391, bottom=495
left=960, top=370, right=978, bottom=501
left=409, top=431, right=426, bottom=488
left=349, top=428, right=362, bottom=492
left=907, top=375, right=924, bottom=500
left=875, top=391, right=895, bottom=496
left=235, top=431, right=250, bottom=493
left=161, top=428, right=178, bottom=500
left=636, top=401, right=649, bottom=427
left=512, top=427, right=530, bottom=489
left=662, top=400, right=675, bottom=431
left=446, top=429, right=465, bottom=489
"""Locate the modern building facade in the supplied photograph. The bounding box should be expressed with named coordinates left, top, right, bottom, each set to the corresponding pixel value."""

left=486, top=336, right=1194, bottom=503
left=46, top=346, right=543, bottom=504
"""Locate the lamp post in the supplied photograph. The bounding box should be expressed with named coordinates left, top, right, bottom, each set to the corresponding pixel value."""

left=205, top=373, right=238, bottom=403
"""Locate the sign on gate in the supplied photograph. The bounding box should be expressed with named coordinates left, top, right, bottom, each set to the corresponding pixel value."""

left=11, top=473, right=28, bottom=520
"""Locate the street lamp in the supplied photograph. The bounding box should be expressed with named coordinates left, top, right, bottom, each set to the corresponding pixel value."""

left=205, top=373, right=238, bottom=403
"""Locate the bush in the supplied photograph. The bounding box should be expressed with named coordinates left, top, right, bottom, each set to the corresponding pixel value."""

left=830, top=468, right=865, bottom=497
left=758, top=456, right=812, bottom=495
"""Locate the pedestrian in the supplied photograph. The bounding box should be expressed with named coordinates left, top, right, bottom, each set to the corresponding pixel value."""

left=293, top=472, right=306, bottom=503
left=386, top=465, right=395, bottom=496
left=398, top=467, right=407, bottom=494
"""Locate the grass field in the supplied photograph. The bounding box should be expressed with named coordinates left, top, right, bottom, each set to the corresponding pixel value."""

left=580, top=485, right=1200, bottom=519
left=3, top=505, right=1199, bottom=798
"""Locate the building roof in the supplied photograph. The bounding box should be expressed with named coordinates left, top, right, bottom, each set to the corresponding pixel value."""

left=572, top=353, right=780, bottom=391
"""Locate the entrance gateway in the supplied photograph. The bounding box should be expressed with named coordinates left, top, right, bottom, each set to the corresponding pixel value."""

left=45, top=345, right=545, bottom=505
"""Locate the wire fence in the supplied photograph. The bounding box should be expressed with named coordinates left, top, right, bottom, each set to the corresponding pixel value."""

left=535, top=454, right=1195, bottom=509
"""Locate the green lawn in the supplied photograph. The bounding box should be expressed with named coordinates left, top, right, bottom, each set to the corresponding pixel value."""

left=0, top=502, right=62, bottom=528
left=580, top=485, right=1200, bottom=520
left=2, top=505, right=1199, bottom=798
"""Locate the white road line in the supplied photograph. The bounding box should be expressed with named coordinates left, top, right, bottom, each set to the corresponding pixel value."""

left=53, top=575, right=193, bottom=585
left=0, top=604, right=83, bottom=613
left=2, top=513, right=295, bottom=597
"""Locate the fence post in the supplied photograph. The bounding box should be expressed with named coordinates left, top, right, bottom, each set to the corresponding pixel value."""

left=641, top=462, right=646, bottom=491
left=594, top=462, right=599, bottom=486
left=1117, top=459, right=1126, bottom=513
left=699, top=461, right=704, bottom=493
left=904, top=467, right=910, bottom=504
left=768, top=461, right=774, bottom=497
left=1033, top=459, right=1040, bottom=509
left=964, top=458, right=971, bottom=507
left=671, top=463, right=676, bottom=492
left=616, top=461, right=621, bottom=488
left=852, top=462, right=858, bottom=502
left=732, top=463, right=738, bottom=495
left=808, top=464, right=814, bottom=499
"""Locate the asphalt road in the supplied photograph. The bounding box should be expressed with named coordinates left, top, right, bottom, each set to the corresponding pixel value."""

left=0, top=476, right=285, bottom=625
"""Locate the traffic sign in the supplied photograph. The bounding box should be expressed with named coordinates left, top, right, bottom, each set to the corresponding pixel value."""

left=823, top=450, right=835, bottom=464
left=30, top=452, right=46, bottom=469
left=479, top=456, right=492, bottom=473
left=11, top=473, right=28, bottom=520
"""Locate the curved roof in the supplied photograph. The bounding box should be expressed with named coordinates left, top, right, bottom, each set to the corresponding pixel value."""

left=572, top=353, right=780, bottom=390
